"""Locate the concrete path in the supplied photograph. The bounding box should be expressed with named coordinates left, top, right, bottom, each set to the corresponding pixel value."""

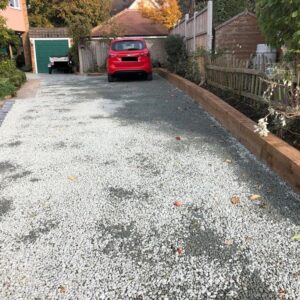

left=0, top=74, right=300, bottom=299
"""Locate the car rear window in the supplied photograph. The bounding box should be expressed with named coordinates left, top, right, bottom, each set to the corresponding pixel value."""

left=111, top=40, right=145, bottom=51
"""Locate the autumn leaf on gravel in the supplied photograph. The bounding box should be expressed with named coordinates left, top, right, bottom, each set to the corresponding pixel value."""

left=176, top=136, right=181, bottom=141
left=231, top=196, right=240, bottom=205
left=248, top=194, right=261, bottom=201
left=259, top=202, right=267, bottom=209
left=68, top=176, right=77, bottom=182
left=224, top=239, right=234, bottom=246
left=58, top=285, right=66, bottom=294
left=176, top=247, right=184, bottom=256
left=225, top=159, right=232, bottom=163
left=292, top=233, right=300, bottom=240
left=174, top=200, right=183, bottom=207
left=278, top=288, right=286, bottom=300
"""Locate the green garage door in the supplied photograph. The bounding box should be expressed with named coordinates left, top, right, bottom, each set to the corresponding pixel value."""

left=35, top=40, right=69, bottom=73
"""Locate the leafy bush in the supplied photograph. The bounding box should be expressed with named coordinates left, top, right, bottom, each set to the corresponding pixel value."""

left=165, top=35, right=188, bottom=76
left=0, top=59, right=26, bottom=99
left=185, top=56, right=201, bottom=84
left=0, top=78, right=16, bottom=98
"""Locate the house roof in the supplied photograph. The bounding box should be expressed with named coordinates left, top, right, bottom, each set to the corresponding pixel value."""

left=29, top=27, right=70, bottom=38
left=91, top=9, right=168, bottom=37
left=215, top=9, right=257, bottom=30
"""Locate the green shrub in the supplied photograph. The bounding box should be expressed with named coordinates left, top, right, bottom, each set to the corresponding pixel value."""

left=0, top=78, right=16, bottom=98
left=185, top=56, right=201, bottom=84
left=0, top=59, right=26, bottom=99
left=10, top=70, right=26, bottom=88
left=165, top=35, right=188, bottom=76
left=0, top=59, right=18, bottom=77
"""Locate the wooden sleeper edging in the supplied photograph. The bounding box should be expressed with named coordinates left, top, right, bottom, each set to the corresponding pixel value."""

left=156, top=68, right=300, bottom=194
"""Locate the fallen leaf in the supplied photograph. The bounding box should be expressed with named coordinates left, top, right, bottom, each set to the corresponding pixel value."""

left=278, top=288, right=286, bottom=300
left=259, top=202, right=267, bottom=209
left=245, top=236, right=253, bottom=242
left=231, top=196, right=240, bottom=205
left=225, top=159, right=232, bottom=163
left=174, top=200, right=183, bottom=207
left=176, top=136, right=181, bottom=141
left=292, top=233, right=300, bottom=240
left=224, top=239, right=234, bottom=246
left=58, top=285, right=66, bottom=294
left=176, top=247, right=184, bottom=256
left=249, top=194, right=261, bottom=201
left=68, top=176, right=77, bottom=182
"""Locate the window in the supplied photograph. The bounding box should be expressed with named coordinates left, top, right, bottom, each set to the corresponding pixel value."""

left=9, top=0, right=20, bottom=8
left=112, top=40, right=145, bottom=51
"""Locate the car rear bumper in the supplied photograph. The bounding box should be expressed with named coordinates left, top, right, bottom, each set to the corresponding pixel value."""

left=107, top=62, right=152, bottom=76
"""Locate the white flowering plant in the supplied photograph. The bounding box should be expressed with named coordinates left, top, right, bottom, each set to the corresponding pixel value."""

left=254, top=63, right=300, bottom=138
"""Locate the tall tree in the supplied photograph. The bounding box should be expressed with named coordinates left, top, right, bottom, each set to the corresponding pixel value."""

left=179, top=0, right=256, bottom=25
left=28, top=0, right=111, bottom=28
left=138, top=0, right=182, bottom=30
left=256, top=0, right=300, bottom=52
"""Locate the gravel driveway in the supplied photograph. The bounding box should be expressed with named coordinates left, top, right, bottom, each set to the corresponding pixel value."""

left=0, top=74, right=300, bottom=299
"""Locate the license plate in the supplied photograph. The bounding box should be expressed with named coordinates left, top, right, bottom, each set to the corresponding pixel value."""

left=122, top=57, right=138, bottom=62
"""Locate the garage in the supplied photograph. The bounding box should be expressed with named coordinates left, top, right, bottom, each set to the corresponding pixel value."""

left=29, top=28, right=71, bottom=74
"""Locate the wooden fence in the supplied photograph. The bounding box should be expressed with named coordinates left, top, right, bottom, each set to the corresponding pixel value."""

left=205, top=53, right=296, bottom=105
left=170, top=2, right=213, bottom=53
left=78, top=40, right=109, bottom=73
left=206, top=54, right=268, bottom=102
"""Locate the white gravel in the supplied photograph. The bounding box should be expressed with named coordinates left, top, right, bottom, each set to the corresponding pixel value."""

left=0, top=74, right=300, bottom=299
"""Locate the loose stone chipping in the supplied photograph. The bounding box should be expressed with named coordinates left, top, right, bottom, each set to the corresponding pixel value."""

left=0, top=74, right=300, bottom=299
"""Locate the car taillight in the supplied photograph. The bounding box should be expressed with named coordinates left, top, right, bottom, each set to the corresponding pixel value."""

left=140, top=52, right=150, bottom=57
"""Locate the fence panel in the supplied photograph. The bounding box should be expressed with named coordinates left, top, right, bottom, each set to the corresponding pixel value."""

left=170, top=8, right=210, bottom=53
left=79, top=40, right=109, bottom=73
left=206, top=54, right=268, bottom=102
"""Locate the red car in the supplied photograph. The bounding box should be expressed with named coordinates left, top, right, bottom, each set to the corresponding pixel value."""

left=107, top=38, right=153, bottom=82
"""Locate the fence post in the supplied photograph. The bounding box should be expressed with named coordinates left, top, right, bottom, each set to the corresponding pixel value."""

left=193, top=11, right=197, bottom=52
left=207, top=0, right=213, bottom=51
left=78, top=44, right=84, bottom=74
left=184, top=13, right=189, bottom=40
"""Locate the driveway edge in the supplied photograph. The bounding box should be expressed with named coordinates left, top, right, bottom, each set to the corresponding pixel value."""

left=156, top=68, right=300, bottom=194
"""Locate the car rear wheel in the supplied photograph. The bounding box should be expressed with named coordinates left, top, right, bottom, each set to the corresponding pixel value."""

left=108, top=75, right=114, bottom=82
left=146, top=73, right=153, bottom=81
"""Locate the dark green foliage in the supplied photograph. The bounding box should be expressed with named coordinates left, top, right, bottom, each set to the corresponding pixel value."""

left=0, top=17, right=20, bottom=51
left=165, top=35, right=188, bottom=76
left=0, top=60, right=26, bottom=99
left=179, top=0, right=256, bottom=26
left=165, top=35, right=201, bottom=84
left=0, top=0, right=7, bottom=10
left=27, top=0, right=111, bottom=28
left=0, top=79, right=16, bottom=98
left=185, top=56, right=201, bottom=84
left=256, top=0, right=300, bottom=51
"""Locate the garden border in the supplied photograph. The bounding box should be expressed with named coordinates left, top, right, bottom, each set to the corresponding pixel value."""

left=156, top=68, right=300, bottom=194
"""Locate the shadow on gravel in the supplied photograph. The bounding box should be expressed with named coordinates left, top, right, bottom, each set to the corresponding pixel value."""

left=20, top=220, right=59, bottom=244
left=0, top=198, right=13, bottom=218
left=92, top=75, right=300, bottom=226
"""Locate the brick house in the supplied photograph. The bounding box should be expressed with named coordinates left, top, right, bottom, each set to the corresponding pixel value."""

left=215, top=10, right=265, bottom=60
left=0, top=0, right=31, bottom=66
